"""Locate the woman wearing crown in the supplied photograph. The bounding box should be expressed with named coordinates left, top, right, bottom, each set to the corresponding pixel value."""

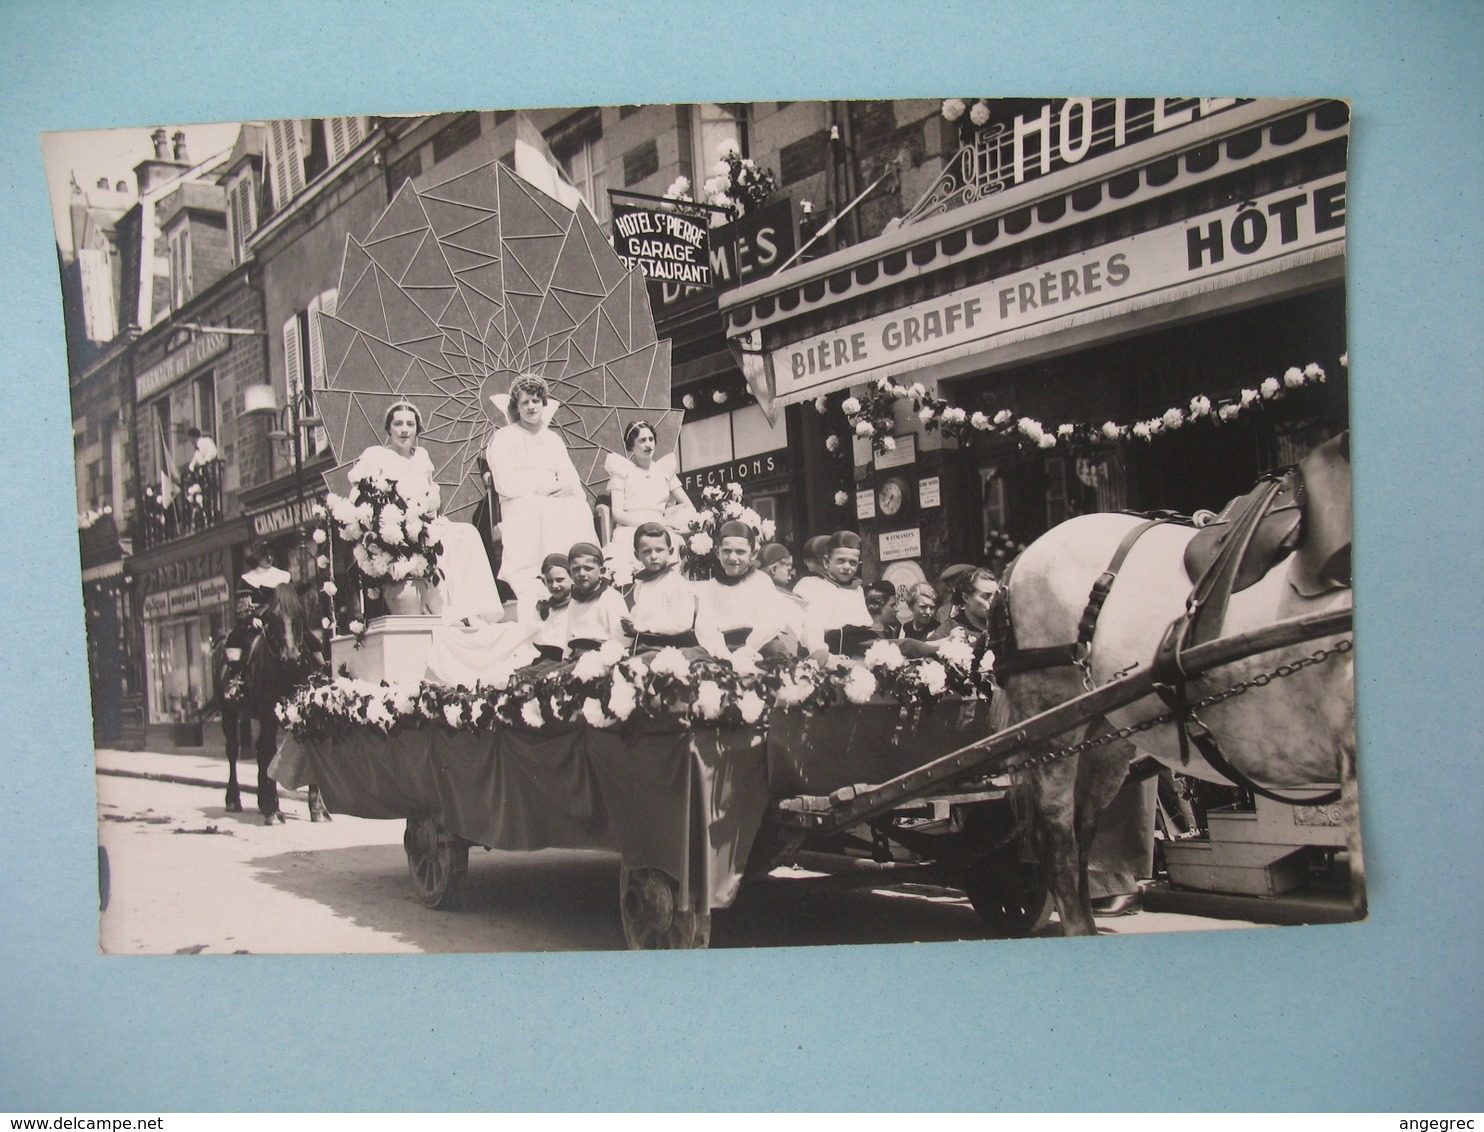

left=485, top=373, right=599, bottom=622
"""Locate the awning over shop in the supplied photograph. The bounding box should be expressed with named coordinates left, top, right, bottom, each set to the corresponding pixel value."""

left=720, top=99, right=1349, bottom=408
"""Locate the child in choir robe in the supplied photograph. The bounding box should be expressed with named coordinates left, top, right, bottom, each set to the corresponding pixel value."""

left=531, top=553, right=574, bottom=662
left=625, top=522, right=698, bottom=650
left=563, top=542, right=631, bottom=655
left=694, top=520, right=789, bottom=667
left=802, top=530, right=873, bottom=656
left=760, top=541, right=807, bottom=654
left=790, top=534, right=834, bottom=605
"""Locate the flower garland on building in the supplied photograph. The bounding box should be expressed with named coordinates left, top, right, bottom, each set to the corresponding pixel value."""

left=277, top=634, right=998, bottom=742
left=664, top=140, right=779, bottom=226
left=838, top=361, right=1336, bottom=456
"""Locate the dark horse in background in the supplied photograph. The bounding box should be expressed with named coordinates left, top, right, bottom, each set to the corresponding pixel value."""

left=991, top=433, right=1357, bottom=935
left=215, top=583, right=326, bottom=825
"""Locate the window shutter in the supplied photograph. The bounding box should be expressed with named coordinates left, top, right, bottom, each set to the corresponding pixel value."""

left=283, top=313, right=305, bottom=406
left=268, top=119, right=305, bottom=211
left=328, top=117, right=349, bottom=165
left=326, top=116, right=369, bottom=166
left=305, top=291, right=337, bottom=455
left=225, top=184, right=239, bottom=263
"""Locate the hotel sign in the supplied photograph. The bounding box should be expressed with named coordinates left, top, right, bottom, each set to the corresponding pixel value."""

left=136, top=331, right=231, bottom=401
left=612, top=203, right=712, bottom=287
left=769, top=174, right=1346, bottom=403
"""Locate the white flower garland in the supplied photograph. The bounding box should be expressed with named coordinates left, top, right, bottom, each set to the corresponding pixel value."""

left=838, top=361, right=1336, bottom=456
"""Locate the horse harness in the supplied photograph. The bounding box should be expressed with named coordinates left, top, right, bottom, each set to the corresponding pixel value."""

left=990, top=466, right=1344, bottom=806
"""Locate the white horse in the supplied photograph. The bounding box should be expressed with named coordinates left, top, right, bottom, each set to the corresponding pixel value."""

left=992, top=434, right=1359, bottom=936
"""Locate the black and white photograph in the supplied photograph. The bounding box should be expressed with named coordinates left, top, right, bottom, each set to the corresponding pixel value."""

left=48, top=96, right=1361, bottom=955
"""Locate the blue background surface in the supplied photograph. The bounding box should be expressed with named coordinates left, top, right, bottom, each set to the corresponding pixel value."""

left=1, top=0, right=1480, bottom=1112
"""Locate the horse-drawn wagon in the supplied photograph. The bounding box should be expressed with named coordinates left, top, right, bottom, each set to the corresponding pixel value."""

left=270, top=157, right=1360, bottom=950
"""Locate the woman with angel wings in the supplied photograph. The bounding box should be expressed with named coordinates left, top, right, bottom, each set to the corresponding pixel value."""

left=486, top=372, right=598, bottom=622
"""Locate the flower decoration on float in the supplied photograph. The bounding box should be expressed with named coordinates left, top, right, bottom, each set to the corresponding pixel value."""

left=325, top=452, right=445, bottom=587
left=831, top=361, right=1334, bottom=457
left=677, top=481, right=775, bottom=579
left=278, top=630, right=997, bottom=742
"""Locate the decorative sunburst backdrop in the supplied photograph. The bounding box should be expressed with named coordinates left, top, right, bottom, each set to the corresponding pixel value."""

left=316, top=161, right=680, bottom=519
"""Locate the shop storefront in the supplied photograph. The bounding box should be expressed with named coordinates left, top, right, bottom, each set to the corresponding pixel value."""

left=136, top=548, right=233, bottom=729
left=721, top=98, right=1350, bottom=583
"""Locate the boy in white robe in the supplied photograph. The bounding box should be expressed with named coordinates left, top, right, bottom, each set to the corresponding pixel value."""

left=564, top=542, right=630, bottom=655
left=625, top=523, right=698, bottom=649
left=694, top=520, right=788, bottom=667
left=802, top=530, right=872, bottom=656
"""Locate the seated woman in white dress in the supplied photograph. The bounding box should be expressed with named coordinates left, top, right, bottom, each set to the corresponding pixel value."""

left=485, top=373, right=598, bottom=623
left=348, top=401, right=508, bottom=625
left=351, top=401, right=536, bottom=684
left=602, top=419, right=695, bottom=574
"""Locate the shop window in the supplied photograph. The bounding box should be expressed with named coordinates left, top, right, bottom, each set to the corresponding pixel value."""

left=731, top=403, right=786, bottom=458
left=1044, top=456, right=1072, bottom=527
left=145, top=609, right=225, bottom=723
left=679, top=414, right=730, bottom=471
left=678, top=403, right=787, bottom=470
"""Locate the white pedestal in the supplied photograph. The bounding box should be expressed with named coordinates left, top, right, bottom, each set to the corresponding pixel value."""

left=331, top=615, right=439, bottom=685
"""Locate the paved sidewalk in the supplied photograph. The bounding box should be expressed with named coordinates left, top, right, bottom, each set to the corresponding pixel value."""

left=94, top=746, right=309, bottom=802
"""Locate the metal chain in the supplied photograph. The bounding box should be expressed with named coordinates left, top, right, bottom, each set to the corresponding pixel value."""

left=1005, top=638, right=1353, bottom=773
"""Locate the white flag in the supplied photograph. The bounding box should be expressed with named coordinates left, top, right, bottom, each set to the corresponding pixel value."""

left=513, top=111, right=588, bottom=213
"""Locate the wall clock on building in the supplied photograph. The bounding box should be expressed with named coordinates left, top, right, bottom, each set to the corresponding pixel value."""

left=876, top=476, right=911, bottom=518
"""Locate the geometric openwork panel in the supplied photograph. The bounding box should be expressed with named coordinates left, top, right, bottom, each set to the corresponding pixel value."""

left=316, top=162, right=680, bottom=519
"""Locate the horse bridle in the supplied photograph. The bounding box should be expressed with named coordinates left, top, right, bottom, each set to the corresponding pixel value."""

left=992, top=493, right=1345, bottom=806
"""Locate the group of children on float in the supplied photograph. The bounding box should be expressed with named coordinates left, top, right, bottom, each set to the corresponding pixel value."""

left=523, top=515, right=997, bottom=672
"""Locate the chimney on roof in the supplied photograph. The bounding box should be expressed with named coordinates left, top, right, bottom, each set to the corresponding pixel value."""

left=152, top=128, right=169, bottom=160
left=172, top=131, right=188, bottom=163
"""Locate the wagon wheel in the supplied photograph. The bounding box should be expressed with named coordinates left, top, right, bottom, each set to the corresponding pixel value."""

left=619, top=867, right=711, bottom=950
left=403, top=817, right=470, bottom=910
left=962, top=844, right=1054, bottom=938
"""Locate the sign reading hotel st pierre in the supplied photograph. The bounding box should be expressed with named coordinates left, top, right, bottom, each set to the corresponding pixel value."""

left=611, top=202, right=712, bottom=287
left=770, top=173, right=1345, bottom=400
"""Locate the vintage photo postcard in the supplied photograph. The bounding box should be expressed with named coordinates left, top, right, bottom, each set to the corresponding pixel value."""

left=46, top=96, right=1360, bottom=954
